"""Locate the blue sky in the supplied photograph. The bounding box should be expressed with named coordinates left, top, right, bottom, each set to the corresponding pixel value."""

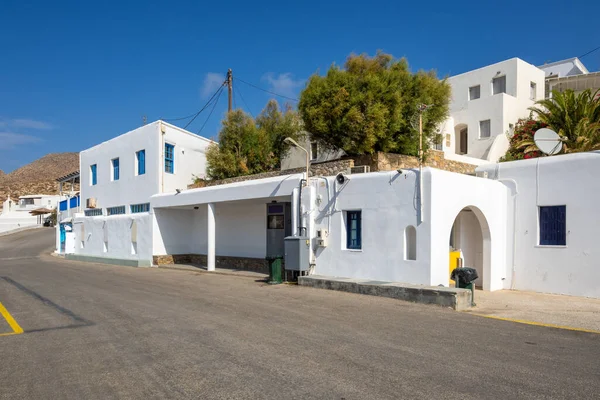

left=1, top=0, right=598, bottom=172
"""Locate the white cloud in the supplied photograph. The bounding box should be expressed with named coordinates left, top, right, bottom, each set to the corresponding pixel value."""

left=201, top=72, right=226, bottom=98
left=262, top=73, right=304, bottom=99
left=0, top=132, right=42, bottom=149
left=11, top=118, right=53, bottom=130
left=0, top=117, right=53, bottom=130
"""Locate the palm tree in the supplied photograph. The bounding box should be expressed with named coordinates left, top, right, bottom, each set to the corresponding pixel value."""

left=525, top=89, right=600, bottom=153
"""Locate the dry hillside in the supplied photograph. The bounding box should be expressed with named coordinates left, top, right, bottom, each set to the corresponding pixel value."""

left=0, top=153, right=79, bottom=210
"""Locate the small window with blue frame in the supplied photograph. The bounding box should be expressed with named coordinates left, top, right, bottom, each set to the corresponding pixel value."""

left=346, top=210, right=362, bottom=250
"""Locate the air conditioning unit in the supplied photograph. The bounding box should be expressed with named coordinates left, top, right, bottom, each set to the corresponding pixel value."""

left=350, top=165, right=370, bottom=174
left=475, top=171, right=488, bottom=179
left=86, top=197, right=97, bottom=208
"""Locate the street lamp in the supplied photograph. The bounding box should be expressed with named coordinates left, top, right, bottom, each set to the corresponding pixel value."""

left=284, top=137, right=309, bottom=186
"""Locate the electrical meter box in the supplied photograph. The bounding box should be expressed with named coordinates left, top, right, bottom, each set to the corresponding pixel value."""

left=284, top=236, right=310, bottom=271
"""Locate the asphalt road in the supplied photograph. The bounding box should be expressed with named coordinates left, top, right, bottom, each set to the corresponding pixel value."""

left=1, top=229, right=599, bottom=399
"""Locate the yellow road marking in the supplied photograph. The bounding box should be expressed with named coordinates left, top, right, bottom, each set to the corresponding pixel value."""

left=0, top=301, right=23, bottom=336
left=468, top=312, right=600, bottom=334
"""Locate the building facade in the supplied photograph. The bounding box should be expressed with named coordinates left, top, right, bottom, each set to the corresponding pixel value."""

left=67, top=120, right=212, bottom=262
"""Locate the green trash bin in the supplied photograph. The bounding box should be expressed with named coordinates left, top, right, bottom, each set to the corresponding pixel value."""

left=267, top=257, right=283, bottom=285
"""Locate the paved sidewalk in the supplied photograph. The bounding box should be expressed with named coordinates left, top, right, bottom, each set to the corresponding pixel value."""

left=465, top=289, right=600, bottom=332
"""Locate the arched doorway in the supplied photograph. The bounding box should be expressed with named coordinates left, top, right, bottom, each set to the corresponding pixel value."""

left=449, top=206, right=491, bottom=289
left=454, top=124, right=468, bottom=155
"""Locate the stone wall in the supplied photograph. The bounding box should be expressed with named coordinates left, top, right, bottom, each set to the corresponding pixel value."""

left=188, top=159, right=354, bottom=189
left=354, top=151, right=476, bottom=175
left=153, top=254, right=270, bottom=273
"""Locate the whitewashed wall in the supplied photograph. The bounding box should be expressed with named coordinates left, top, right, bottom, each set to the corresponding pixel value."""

left=310, top=171, right=433, bottom=285
left=161, top=123, right=213, bottom=192
left=445, top=58, right=545, bottom=161
left=306, top=169, right=508, bottom=289
left=80, top=121, right=211, bottom=213
left=478, top=152, right=600, bottom=298
left=81, top=123, right=160, bottom=210
left=73, top=213, right=153, bottom=263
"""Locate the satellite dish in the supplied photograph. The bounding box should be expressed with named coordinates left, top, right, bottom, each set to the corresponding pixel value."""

left=534, top=128, right=562, bottom=155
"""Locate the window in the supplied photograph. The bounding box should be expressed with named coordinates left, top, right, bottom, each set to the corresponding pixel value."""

left=468, top=85, right=480, bottom=100
left=84, top=209, right=103, bottom=217
left=404, top=225, right=417, bottom=261
left=530, top=82, right=537, bottom=100
left=136, top=150, right=146, bottom=175
left=22, top=198, right=34, bottom=205
left=539, top=206, right=566, bottom=246
left=165, top=143, right=174, bottom=173
left=492, top=76, right=506, bottom=95
left=130, top=203, right=150, bottom=213
left=90, top=164, right=97, bottom=186
left=107, top=206, right=126, bottom=216
left=433, top=134, right=443, bottom=151
left=112, top=158, right=120, bottom=181
left=479, top=120, right=491, bottom=138
left=310, top=142, right=318, bottom=161
left=345, top=210, right=362, bottom=250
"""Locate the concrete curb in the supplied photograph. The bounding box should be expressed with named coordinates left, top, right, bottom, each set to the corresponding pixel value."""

left=298, top=275, right=473, bottom=310
left=0, top=225, right=45, bottom=237
left=157, top=264, right=268, bottom=279
left=65, top=254, right=152, bottom=267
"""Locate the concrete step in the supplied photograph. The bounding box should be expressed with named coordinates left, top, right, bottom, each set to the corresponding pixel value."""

left=298, top=275, right=473, bottom=310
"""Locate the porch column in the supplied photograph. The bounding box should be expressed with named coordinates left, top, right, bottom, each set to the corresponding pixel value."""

left=207, top=203, right=215, bottom=271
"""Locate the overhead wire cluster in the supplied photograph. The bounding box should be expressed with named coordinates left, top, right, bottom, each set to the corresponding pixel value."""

left=161, top=71, right=299, bottom=135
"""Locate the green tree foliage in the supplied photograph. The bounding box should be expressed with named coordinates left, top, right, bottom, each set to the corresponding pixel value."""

left=501, top=89, right=600, bottom=161
left=298, top=52, right=451, bottom=156
left=206, top=101, right=303, bottom=180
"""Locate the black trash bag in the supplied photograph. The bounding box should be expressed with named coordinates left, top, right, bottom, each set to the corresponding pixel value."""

left=450, top=267, right=479, bottom=285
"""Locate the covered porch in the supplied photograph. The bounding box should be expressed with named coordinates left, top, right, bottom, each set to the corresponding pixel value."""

left=151, top=174, right=303, bottom=272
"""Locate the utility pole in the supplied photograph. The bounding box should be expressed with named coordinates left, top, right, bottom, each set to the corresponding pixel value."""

left=227, top=69, right=233, bottom=113
left=417, top=104, right=431, bottom=224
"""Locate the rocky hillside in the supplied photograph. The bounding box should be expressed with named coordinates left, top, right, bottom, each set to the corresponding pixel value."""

left=0, top=153, right=80, bottom=211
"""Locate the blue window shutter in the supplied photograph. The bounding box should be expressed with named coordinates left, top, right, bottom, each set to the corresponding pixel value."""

left=539, top=206, right=566, bottom=246
left=138, top=150, right=146, bottom=175
left=346, top=211, right=362, bottom=249
left=165, top=143, right=174, bottom=173
left=113, top=158, right=119, bottom=181
left=91, top=165, right=97, bottom=185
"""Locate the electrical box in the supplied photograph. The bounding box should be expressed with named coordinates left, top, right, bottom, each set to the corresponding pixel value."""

left=284, top=236, right=310, bottom=271
left=316, top=229, right=328, bottom=247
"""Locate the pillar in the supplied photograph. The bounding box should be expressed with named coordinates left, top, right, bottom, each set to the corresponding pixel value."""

left=207, top=203, right=215, bottom=271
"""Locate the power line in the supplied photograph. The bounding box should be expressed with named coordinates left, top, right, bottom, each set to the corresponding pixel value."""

left=235, top=77, right=298, bottom=102
left=578, top=45, right=600, bottom=59
left=183, top=83, right=226, bottom=129
left=198, top=86, right=224, bottom=135
left=235, top=83, right=254, bottom=117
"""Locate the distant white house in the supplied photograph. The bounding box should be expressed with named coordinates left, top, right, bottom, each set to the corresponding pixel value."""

left=0, top=194, right=62, bottom=234
left=538, top=57, right=599, bottom=98
left=64, top=120, right=213, bottom=259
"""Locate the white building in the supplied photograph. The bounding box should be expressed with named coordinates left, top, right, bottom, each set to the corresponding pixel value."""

left=0, top=194, right=62, bottom=234
left=146, top=151, right=600, bottom=299
left=477, top=152, right=600, bottom=298
left=538, top=57, right=600, bottom=98
left=439, top=58, right=546, bottom=163
left=66, top=120, right=212, bottom=261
